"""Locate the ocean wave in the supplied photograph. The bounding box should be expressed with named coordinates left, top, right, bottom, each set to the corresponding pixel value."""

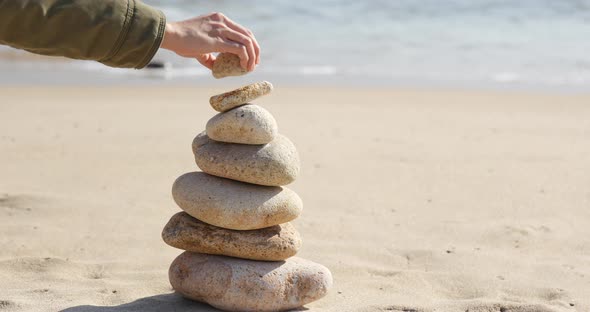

left=2, top=56, right=590, bottom=92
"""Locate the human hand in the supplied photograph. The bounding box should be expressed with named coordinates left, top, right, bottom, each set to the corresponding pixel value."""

left=160, top=12, right=260, bottom=71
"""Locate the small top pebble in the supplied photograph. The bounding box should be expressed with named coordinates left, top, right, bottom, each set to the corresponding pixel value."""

left=212, top=53, right=247, bottom=79
left=209, top=81, right=273, bottom=112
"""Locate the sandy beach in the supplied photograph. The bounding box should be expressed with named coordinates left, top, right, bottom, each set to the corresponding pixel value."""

left=0, top=86, right=589, bottom=312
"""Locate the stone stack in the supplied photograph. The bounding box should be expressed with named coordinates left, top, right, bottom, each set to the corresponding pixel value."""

left=162, top=78, right=332, bottom=311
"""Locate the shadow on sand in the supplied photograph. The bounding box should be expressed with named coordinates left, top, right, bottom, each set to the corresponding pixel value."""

left=61, top=293, right=220, bottom=312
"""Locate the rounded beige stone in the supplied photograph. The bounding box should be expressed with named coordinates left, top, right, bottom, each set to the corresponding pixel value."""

left=162, top=212, right=301, bottom=261
left=169, top=252, right=333, bottom=312
left=192, top=133, right=300, bottom=186
left=209, top=81, right=273, bottom=112
left=206, top=104, right=278, bottom=145
left=212, top=53, right=247, bottom=79
left=172, top=172, right=302, bottom=230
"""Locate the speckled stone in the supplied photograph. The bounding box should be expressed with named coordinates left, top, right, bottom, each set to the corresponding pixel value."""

left=169, top=252, right=333, bottom=312
left=162, top=212, right=301, bottom=261
left=206, top=104, right=278, bottom=145
left=212, top=53, right=247, bottom=79
left=209, top=81, right=273, bottom=112
left=192, top=133, right=300, bottom=186
left=172, top=172, right=302, bottom=230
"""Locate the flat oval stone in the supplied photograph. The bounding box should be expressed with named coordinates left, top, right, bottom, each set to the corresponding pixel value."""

left=209, top=81, right=273, bottom=112
left=172, top=172, right=302, bottom=230
left=162, top=212, right=301, bottom=261
left=193, top=133, right=300, bottom=186
left=212, top=53, right=247, bottom=79
left=206, top=104, right=278, bottom=145
left=169, top=252, right=333, bottom=312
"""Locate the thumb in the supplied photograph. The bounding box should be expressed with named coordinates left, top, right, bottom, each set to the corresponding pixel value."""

left=196, top=53, right=216, bottom=69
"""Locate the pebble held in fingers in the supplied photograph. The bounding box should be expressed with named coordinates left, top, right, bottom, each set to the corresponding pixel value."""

left=212, top=52, right=248, bottom=79
left=192, top=132, right=300, bottom=186
left=206, top=104, right=278, bottom=145
left=162, top=212, right=301, bottom=261
left=169, top=252, right=333, bottom=312
left=172, top=171, right=302, bottom=230
left=209, top=81, right=273, bottom=112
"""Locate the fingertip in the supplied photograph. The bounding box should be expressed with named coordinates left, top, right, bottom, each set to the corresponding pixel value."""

left=200, top=60, right=214, bottom=70
left=196, top=54, right=215, bottom=70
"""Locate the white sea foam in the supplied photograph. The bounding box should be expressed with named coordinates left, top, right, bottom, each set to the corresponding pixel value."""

left=492, top=72, right=521, bottom=83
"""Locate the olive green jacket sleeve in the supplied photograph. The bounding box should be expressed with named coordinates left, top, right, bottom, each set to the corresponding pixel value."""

left=0, top=0, right=166, bottom=69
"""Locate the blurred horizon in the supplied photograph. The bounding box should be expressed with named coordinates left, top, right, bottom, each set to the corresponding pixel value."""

left=1, top=0, right=590, bottom=91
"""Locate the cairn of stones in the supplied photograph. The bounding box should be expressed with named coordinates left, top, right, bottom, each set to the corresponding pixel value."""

left=161, top=53, right=333, bottom=312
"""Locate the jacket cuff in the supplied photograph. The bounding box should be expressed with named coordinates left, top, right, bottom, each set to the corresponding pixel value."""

left=101, top=0, right=166, bottom=69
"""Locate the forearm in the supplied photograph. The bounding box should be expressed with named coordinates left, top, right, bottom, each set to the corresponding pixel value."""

left=0, top=0, right=165, bottom=69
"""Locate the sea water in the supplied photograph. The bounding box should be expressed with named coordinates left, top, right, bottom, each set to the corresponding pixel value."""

left=1, top=0, right=590, bottom=90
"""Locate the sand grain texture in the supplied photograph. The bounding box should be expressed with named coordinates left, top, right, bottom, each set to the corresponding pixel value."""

left=0, top=87, right=589, bottom=311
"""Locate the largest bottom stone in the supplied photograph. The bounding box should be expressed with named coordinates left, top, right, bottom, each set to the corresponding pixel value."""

left=169, top=252, right=332, bottom=312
